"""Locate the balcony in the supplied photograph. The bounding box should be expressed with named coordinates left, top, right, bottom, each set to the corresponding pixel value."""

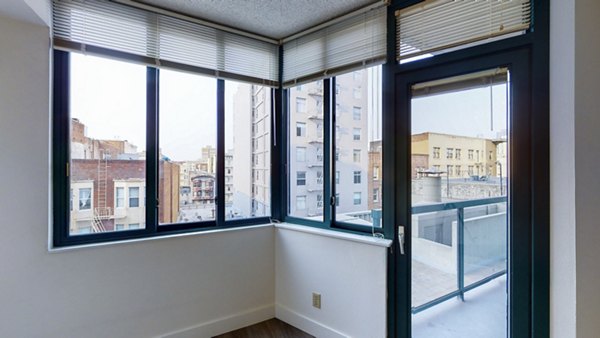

left=411, top=196, right=507, bottom=337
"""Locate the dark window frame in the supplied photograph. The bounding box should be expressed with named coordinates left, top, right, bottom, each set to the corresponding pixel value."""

left=52, top=50, right=272, bottom=247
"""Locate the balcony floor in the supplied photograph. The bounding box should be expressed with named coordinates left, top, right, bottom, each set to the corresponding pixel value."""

left=412, top=275, right=507, bottom=338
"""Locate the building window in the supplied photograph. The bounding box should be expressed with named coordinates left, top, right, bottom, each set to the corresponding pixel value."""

left=296, top=147, right=306, bottom=162
left=353, top=171, right=361, bottom=184
left=317, top=194, right=323, bottom=208
left=433, top=147, right=440, bottom=159
left=433, top=165, right=441, bottom=172
left=316, top=123, right=323, bottom=138
left=316, top=148, right=323, bottom=161
left=353, top=128, right=361, bottom=141
left=115, top=187, right=124, bottom=208
left=373, top=188, right=380, bottom=203
left=476, top=150, right=480, bottom=161
left=316, top=171, right=323, bottom=184
left=336, top=171, right=340, bottom=184
left=335, top=148, right=340, bottom=161
left=489, top=150, right=493, bottom=160
left=446, top=148, right=454, bottom=159
left=129, top=187, right=140, bottom=208
left=115, top=224, right=125, bottom=231
left=335, top=83, right=340, bottom=94
left=353, top=70, right=361, bottom=81
left=373, top=166, right=380, bottom=180
left=455, top=148, right=461, bottom=160
left=456, top=165, right=461, bottom=176
left=447, top=165, right=453, bottom=176
left=296, top=196, right=306, bottom=210
left=353, top=192, right=362, bottom=205
left=297, top=171, right=306, bottom=186
left=79, top=188, right=91, bottom=210
left=353, top=106, right=361, bottom=120
left=468, top=149, right=474, bottom=160
left=296, top=97, right=306, bottom=113
left=353, top=87, right=361, bottom=99
left=335, top=193, right=340, bottom=206
left=129, top=223, right=140, bottom=229
left=468, top=165, right=474, bottom=175
left=353, top=149, right=361, bottom=163
left=296, top=122, right=306, bottom=137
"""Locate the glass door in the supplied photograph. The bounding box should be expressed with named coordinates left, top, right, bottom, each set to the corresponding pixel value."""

left=393, top=50, right=532, bottom=338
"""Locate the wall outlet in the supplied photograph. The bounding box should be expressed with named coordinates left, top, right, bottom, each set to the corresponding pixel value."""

left=312, top=292, right=321, bottom=309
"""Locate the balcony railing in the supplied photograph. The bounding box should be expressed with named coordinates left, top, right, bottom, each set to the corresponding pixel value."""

left=411, top=196, right=507, bottom=314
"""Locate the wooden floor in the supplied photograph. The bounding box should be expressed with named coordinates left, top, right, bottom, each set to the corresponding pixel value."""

left=213, top=318, right=314, bottom=338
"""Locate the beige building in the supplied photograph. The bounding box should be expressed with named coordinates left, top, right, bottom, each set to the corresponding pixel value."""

left=412, top=132, right=504, bottom=178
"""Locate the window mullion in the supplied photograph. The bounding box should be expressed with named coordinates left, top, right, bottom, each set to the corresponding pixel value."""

left=324, top=78, right=333, bottom=227
left=146, top=67, right=159, bottom=233
left=216, top=79, right=226, bottom=226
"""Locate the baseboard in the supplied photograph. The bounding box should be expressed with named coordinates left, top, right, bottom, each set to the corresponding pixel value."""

left=275, top=303, right=348, bottom=338
left=159, top=304, right=275, bottom=338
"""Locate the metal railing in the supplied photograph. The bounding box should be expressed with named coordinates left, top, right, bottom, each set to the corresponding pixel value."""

left=411, top=196, right=507, bottom=314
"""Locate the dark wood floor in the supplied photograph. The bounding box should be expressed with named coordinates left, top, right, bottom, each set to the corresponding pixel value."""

left=213, top=318, right=314, bottom=338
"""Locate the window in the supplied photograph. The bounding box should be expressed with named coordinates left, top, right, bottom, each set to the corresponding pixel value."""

left=289, top=80, right=322, bottom=220
left=354, top=171, right=361, bottom=184
left=296, top=147, right=306, bottom=162
left=335, top=193, right=340, bottom=206
left=296, top=97, right=306, bottom=113
left=353, top=128, right=361, bottom=141
left=336, top=171, right=340, bottom=184
left=468, top=149, right=474, bottom=160
left=296, top=196, right=306, bottom=210
left=455, top=148, right=461, bottom=160
left=373, top=166, right=380, bottom=180
left=353, top=192, right=362, bottom=205
left=129, top=187, right=140, bottom=208
left=353, top=149, right=361, bottom=163
left=468, top=165, right=474, bottom=175
left=373, top=188, right=380, bottom=202
left=433, top=147, right=440, bottom=159
left=115, top=187, right=124, bottom=208
left=476, top=150, right=480, bottom=161
left=433, top=165, right=441, bottom=172
left=489, top=150, right=493, bottom=160
left=446, top=148, right=454, bottom=159
left=353, top=87, right=361, bottom=99
left=335, top=148, right=340, bottom=161
left=297, top=171, right=306, bottom=186
left=353, top=106, right=361, bottom=120
left=115, top=224, right=125, bottom=231
left=296, top=122, right=306, bottom=137
left=317, top=194, right=323, bottom=208
left=129, top=223, right=140, bottom=229
left=456, top=165, right=461, bottom=176
left=79, top=188, right=91, bottom=210
left=353, top=70, right=361, bottom=81
left=446, top=165, right=453, bottom=176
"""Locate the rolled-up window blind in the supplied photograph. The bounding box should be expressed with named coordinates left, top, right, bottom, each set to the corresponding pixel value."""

left=53, top=0, right=279, bottom=86
left=283, top=6, right=387, bottom=87
left=396, top=0, right=531, bottom=61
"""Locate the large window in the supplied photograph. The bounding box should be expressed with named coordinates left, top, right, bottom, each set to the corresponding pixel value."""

left=54, top=51, right=273, bottom=246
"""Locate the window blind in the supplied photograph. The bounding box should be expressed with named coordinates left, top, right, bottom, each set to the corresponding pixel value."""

left=396, top=0, right=531, bottom=61
left=53, top=0, right=279, bottom=86
left=283, top=6, right=387, bottom=87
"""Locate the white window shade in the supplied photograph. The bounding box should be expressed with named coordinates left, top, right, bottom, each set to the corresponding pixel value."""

left=53, top=0, right=279, bottom=86
left=396, top=0, right=531, bottom=61
left=283, top=6, right=387, bottom=87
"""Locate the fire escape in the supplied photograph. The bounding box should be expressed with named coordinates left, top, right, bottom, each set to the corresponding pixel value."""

left=92, top=150, right=111, bottom=232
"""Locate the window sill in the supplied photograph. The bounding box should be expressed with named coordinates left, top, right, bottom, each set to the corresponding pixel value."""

left=48, top=223, right=272, bottom=253
left=275, top=222, right=392, bottom=248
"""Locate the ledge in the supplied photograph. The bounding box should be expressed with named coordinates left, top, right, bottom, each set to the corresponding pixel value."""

left=275, top=222, right=392, bottom=248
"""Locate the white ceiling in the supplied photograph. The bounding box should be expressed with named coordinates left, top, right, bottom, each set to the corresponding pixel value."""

left=134, top=0, right=377, bottom=40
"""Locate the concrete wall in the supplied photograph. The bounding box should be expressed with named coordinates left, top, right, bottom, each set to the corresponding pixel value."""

left=275, top=224, right=389, bottom=338
left=0, top=11, right=275, bottom=338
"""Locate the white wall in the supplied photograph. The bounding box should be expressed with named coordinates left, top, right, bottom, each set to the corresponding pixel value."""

left=0, top=11, right=275, bottom=338
left=275, top=224, right=389, bottom=338
left=550, top=0, right=600, bottom=337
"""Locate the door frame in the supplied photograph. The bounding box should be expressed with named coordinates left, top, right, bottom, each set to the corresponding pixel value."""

left=387, top=48, right=538, bottom=338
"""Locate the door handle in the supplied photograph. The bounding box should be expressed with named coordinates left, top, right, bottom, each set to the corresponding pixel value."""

left=398, top=225, right=405, bottom=255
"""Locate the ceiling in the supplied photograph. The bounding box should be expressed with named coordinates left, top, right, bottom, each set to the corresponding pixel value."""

left=134, top=0, right=377, bottom=40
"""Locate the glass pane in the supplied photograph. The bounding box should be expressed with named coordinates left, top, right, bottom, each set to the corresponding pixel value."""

left=69, top=53, right=146, bottom=235
left=334, top=66, right=383, bottom=227
left=159, top=69, right=217, bottom=224
left=411, top=68, right=509, bottom=337
left=225, top=81, right=271, bottom=219
left=289, top=80, right=323, bottom=220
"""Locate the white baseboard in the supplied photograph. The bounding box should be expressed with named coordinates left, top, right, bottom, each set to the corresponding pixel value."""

left=275, top=303, right=348, bottom=338
left=159, top=304, right=274, bottom=338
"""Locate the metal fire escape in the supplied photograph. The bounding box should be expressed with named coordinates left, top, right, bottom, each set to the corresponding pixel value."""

left=92, top=150, right=110, bottom=232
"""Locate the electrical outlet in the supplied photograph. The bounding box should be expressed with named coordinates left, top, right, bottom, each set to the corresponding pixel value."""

left=312, top=292, right=321, bottom=309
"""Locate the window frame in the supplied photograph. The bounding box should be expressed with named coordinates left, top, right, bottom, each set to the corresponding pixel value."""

left=52, top=50, right=272, bottom=247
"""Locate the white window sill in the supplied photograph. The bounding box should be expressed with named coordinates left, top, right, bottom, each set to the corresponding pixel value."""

left=275, top=222, right=392, bottom=248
